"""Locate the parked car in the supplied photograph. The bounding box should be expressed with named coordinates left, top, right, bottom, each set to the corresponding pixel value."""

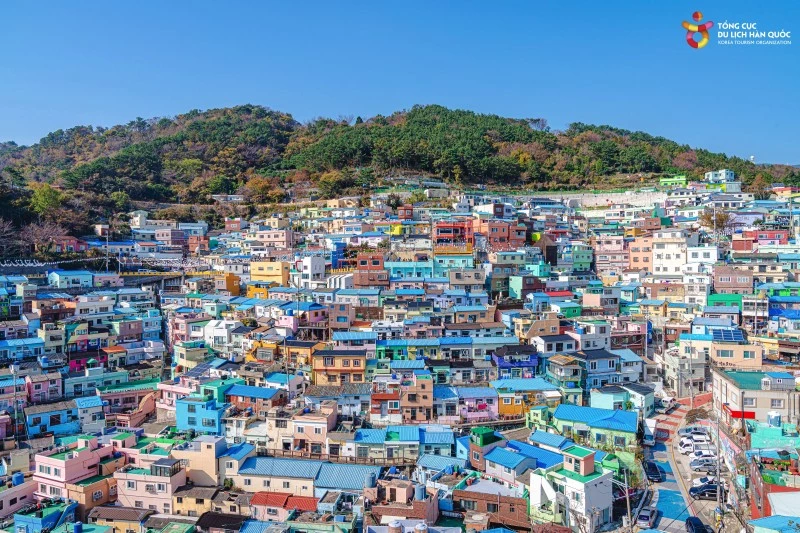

left=689, top=457, right=717, bottom=471
left=644, top=461, right=661, bottom=482
left=637, top=507, right=657, bottom=528
left=692, top=475, right=716, bottom=487
left=681, top=433, right=711, bottom=444
left=678, top=426, right=708, bottom=437
left=690, top=449, right=717, bottom=460
left=685, top=516, right=706, bottom=533
left=690, top=483, right=722, bottom=500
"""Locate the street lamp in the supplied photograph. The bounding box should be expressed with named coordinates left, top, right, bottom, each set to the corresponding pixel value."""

left=10, top=362, right=19, bottom=449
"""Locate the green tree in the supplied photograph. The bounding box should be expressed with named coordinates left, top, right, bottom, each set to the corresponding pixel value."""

left=385, top=193, right=402, bottom=210
left=110, top=191, right=131, bottom=211
left=28, top=183, right=64, bottom=218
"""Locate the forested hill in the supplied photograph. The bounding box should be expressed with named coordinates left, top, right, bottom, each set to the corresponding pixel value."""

left=0, top=104, right=796, bottom=219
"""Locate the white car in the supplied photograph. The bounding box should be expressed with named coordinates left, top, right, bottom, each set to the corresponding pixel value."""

left=692, top=475, right=716, bottom=487
left=691, top=449, right=717, bottom=460
left=678, top=426, right=708, bottom=437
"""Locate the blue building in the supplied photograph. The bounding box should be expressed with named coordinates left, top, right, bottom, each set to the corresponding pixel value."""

left=46, top=270, right=94, bottom=289
left=14, top=499, right=79, bottom=533
left=176, top=396, right=230, bottom=435
left=0, top=337, right=45, bottom=361
left=24, top=400, right=80, bottom=438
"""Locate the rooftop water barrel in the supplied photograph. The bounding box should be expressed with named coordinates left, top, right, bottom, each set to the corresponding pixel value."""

left=415, top=524, right=428, bottom=533
left=74, top=522, right=83, bottom=533
left=364, top=472, right=376, bottom=488
left=414, top=485, right=426, bottom=501
left=768, top=411, right=782, bottom=427
left=41, top=356, right=50, bottom=367
left=12, top=472, right=24, bottom=486
left=388, top=521, right=402, bottom=533
left=444, top=464, right=454, bottom=475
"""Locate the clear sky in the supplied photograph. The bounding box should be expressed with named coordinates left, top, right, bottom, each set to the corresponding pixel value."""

left=3, top=1, right=799, bottom=163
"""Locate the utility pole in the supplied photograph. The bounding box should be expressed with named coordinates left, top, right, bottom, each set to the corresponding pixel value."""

left=623, top=467, right=633, bottom=533
left=715, top=410, right=724, bottom=532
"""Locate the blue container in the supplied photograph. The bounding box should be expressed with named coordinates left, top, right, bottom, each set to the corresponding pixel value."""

left=11, top=472, right=24, bottom=486
left=74, top=522, right=83, bottom=533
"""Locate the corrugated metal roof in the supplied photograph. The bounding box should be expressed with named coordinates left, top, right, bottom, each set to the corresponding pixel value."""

left=528, top=430, right=570, bottom=449
left=490, top=378, right=558, bottom=392
left=457, top=387, right=498, bottom=400
left=237, top=457, right=324, bottom=479
left=221, top=443, right=255, bottom=462
left=484, top=447, right=526, bottom=468
left=505, top=440, right=564, bottom=469
left=314, top=463, right=382, bottom=490
left=353, top=429, right=386, bottom=444
left=332, top=331, right=378, bottom=341
left=386, top=425, right=420, bottom=442
left=433, top=385, right=458, bottom=400
left=553, top=404, right=638, bottom=433
left=420, top=429, right=454, bottom=445
left=417, top=454, right=468, bottom=471
left=225, top=384, right=279, bottom=401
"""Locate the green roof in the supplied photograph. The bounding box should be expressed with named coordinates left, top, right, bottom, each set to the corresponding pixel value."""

left=553, top=466, right=606, bottom=483
left=563, top=445, right=593, bottom=459
left=97, top=378, right=160, bottom=394
left=50, top=447, right=88, bottom=461
left=112, top=432, right=134, bottom=441
left=725, top=371, right=767, bottom=390
left=74, top=474, right=111, bottom=487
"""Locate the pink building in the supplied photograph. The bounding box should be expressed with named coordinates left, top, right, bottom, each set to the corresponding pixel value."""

left=254, top=229, right=295, bottom=249
left=33, top=436, right=118, bottom=499
left=592, top=234, right=629, bottom=275
left=0, top=377, right=27, bottom=413
left=156, top=376, right=198, bottom=422
left=26, top=372, right=63, bottom=404
left=169, top=311, right=212, bottom=345
left=114, top=458, right=186, bottom=514
left=292, top=400, right=338, bottom=454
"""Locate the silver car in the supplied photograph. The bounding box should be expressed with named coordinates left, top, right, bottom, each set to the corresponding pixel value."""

left=637, top=507, right=657, bottom=528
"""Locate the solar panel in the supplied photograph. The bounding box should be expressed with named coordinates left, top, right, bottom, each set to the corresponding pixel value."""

left=711, top=329, right=744, bottom=342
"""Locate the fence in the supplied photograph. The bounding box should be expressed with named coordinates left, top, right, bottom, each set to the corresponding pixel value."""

left=256, top=448, right=415, bottom=466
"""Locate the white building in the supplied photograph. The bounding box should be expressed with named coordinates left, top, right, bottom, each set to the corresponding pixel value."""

left=705, top=169, right=736, bottom=183
left=651, top=229, right=699, bottom=280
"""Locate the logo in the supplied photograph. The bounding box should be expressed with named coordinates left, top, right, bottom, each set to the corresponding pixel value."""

left=683, top=11, right=714, bottom=48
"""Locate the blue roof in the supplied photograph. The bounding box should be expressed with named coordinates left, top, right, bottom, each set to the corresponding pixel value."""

left=484, top=447, right=528, bottom=469
left=451, top=305, right=488, bottom=312
left=766, top=372, right=795, bottom=380
left=748, top=515, right=798, bottom=533
left=354, top=429, right=386, bottom=444
left=225, top=384, right=279, bottom=401
left=505, top=440, right=564, bottom=469
left=433, top=385, right=458, bottom=400
left=420, top=429, right=454, bottom=445
left=264, top=372, right=290, bottom=385
left=332, top=331, right=378, bottom=341
left=639, top=299, right=666, bottom=306
left=240, top=521, right=276, bottom=533
left=238, top=457, right=324, bottom=479
left=221, top=443, right=255, bottom=461
left=74, top=396, right=104, bottom=409
left=315, top=463, right=382, bottom=490
left=529, top=430, right=571, bottom=450
left=457, top=387, right=498, bottom=400
left=490, top=378, right=558, bottom=392
left=417, top=454, right=469, bottom=471
left=390, top=360, right=425, bottom=370
left=553, top=404, right=639, bottom=433
left=386, top=425, right=420, bottom=442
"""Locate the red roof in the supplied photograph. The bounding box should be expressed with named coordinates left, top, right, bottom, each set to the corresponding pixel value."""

left=250, top=492, right=290, bottom=507
left=545, top=290, right=574, bottom=297
left=286, top=496, right=319, bottom=512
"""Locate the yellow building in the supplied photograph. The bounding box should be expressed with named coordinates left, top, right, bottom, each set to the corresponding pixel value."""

left=246, top=281, right=273, bottom=299
left=312, top=350, right=368, bottom=385
left=250, top=261, right=291, bottom=286
left=215, top=273, right=241, bottom=296
left=172, top=486, right=218, bottom=517
left=66, top=475, right=117, bottom=520
left=283, top=340, right=326, bottom=366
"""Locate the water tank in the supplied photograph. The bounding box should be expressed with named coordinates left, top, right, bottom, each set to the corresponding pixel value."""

left=414, top=485, right=426, bottom=501
left=414, top=524, right=428, bottom=533
left=12, top=473, right=24, bottom=487
left=768, top=411, right=782, bottom=427
left=287, top=309, right=294, bottom=317
left=364, top=472, right=376, bottom=488
left=74, top=522, right=83, bottom=533
left=41, top=356, right=50, bottom=367
left=444, top=464, right=454, bottom=475
left=388, top=521, right=402, bottom=533
left=303, top=408, right=311, bottom=414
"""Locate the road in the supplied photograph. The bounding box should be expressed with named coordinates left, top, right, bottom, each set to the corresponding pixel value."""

left=641, top=404, right=720, bottom=533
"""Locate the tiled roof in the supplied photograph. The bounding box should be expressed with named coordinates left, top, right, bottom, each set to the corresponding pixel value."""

left=250, top=491, right=290, bottom=507
left=286, top=495, right=319, bottom=512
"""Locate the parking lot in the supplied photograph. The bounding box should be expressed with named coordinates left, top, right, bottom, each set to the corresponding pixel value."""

left=639, top=408, right=729, bottom=533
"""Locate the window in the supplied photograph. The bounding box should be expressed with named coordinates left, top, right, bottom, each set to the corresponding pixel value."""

left=462, top=500, right=477, bottom=511
left=262, top=480, right=271, bottom=487
left=608, top=360, right=615, bottom=368
left=487, top=503, right=499, bottom=513
left=614, top=436, right=626, bottom=447
left=276, top=420, right=288, bottom=428
left=388, top=401, right=400, bottom=409
left=267, top=508, right=278, bottom=516
left=743, top=351, right=755, bottom=359
left=314, top=427, right=322, bottom=434
left=187, top=404, right=196, bottom=413
left=771, top=399, right=785, bottom=409
left=134, top=501, right=143, bottom=509
left=296, top=426, right=304, bottom=433
left=225, top=461, right=233, bottom=469
left=244, top=479, right=251, bottom=486
left=743, top=397, right=756, bottom=407
left=126, top=481, right=136, bottom=490
left=717, top=350, right=733, bottom=358
left=92, top=490, right=103, bottom=502
left=156, top=483, right=166, bottom=492
left=473, top=451, right=480, bottom=461
left=177, top=497, right=183, bottom=504
left=589, top=362, right=597, bottom=370
left=353, top=359, right=361, bottom=367
left=503, top=398, right=511, bottom=405
left=187, top=417, right=197, bottom=426
left=283, top=481, right=290, bottom=489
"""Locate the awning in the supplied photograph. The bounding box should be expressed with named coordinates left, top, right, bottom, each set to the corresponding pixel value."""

left=723, top=404, right=756, bottom=419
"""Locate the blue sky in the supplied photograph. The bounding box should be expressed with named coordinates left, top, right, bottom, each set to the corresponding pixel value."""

left=3, top=1, right=799, bottom=163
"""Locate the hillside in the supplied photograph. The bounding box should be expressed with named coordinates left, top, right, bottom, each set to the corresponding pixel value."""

left=0, top=104, right=796, bottom=232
